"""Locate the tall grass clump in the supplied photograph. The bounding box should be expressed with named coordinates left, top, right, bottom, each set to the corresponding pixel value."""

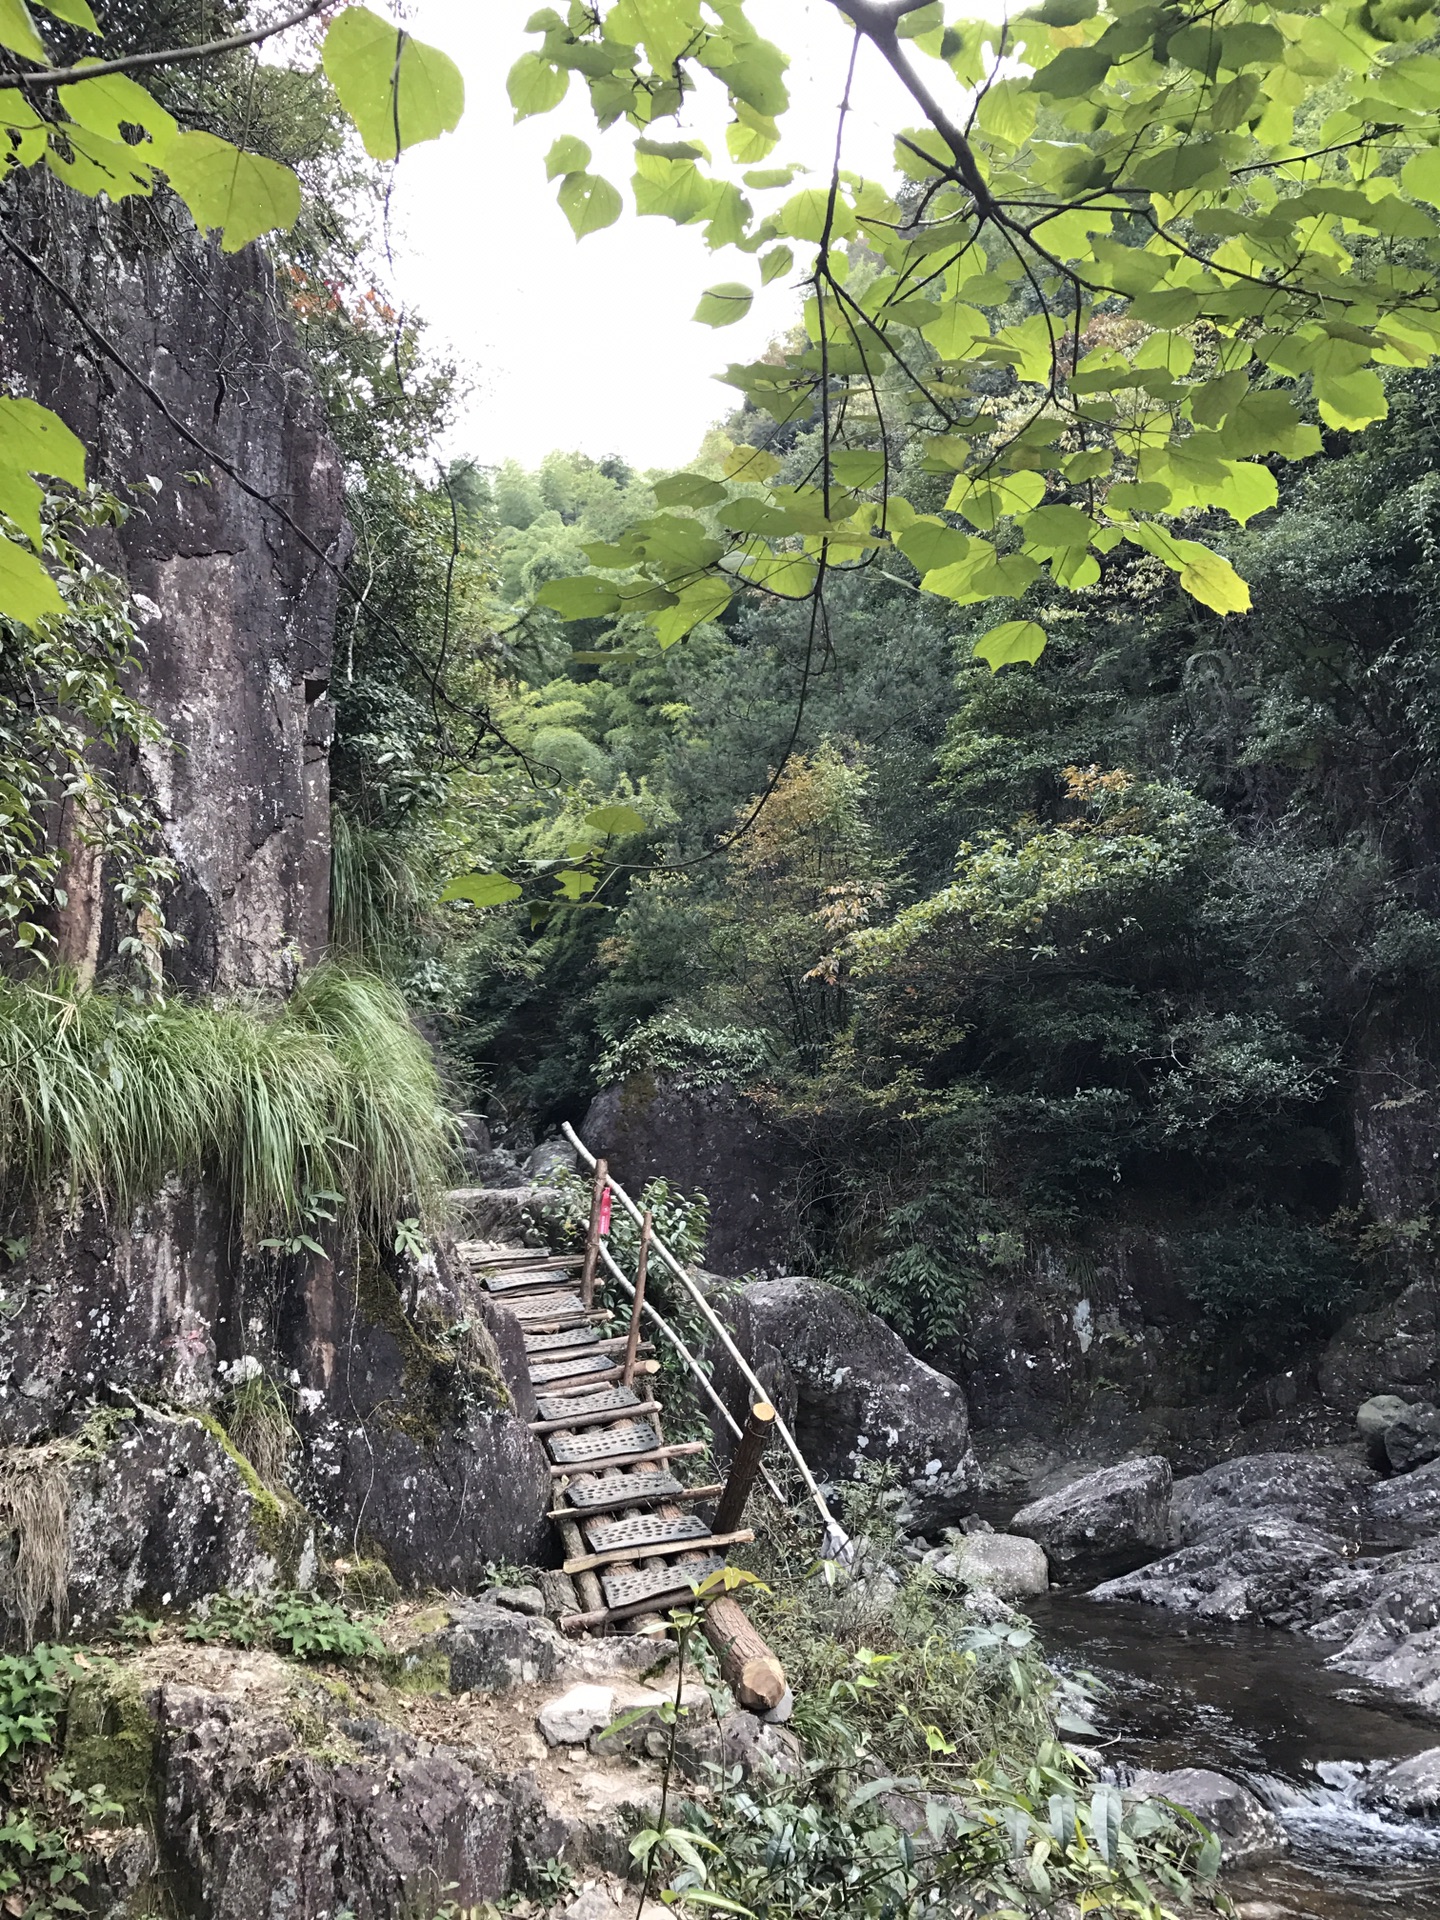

left=0, top=966, right=455, bottom=1239
left=329, top=811, right=422, bottom=966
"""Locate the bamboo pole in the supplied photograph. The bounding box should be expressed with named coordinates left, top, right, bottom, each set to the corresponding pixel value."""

left=621, top=1208, right=652, bottom=1386
left=562, top=1121, right=848, bottom=1553
left=578, top=1156, right=608, bottom=1308
left=593, top=1241, right=784, bottom=1504
left=714, top=1401, right=777, bottom=1535
left=555, top=1514, right=604, bottom=1616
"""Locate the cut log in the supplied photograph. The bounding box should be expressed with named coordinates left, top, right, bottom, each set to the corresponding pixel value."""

left=713, top=1401, right=776, bottom=1535
left=702, top=1595, right=787, bottom=1713
left=556, top=1515, right=604, bottom=1616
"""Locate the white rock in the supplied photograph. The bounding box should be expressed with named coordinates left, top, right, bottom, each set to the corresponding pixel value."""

left=538, top=1683, right=616, bottom=1746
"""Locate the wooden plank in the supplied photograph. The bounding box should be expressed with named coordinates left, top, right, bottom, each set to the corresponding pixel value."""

left=526, top=1358, right=658, bottom=1394
left=547, top=1439, right=706, bottom=1477
left=562, top=1527, right=754, bottom=1576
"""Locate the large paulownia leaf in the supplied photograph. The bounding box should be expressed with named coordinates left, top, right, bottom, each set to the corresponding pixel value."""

left=323, top=5, right=465, bottom=161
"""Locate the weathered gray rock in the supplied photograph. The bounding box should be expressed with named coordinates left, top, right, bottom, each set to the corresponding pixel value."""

left=1092, top=1517, right=1347, bottom=1621
left=540, top=1684, right=622, bottom=1746
left=1359, top=1394, right=1414, bottom=1468
left=1129, top=1768, right=1287, bottom=1865
left=1167, top=1451, right=1373, bottom=1548
left=449, top=1186, right=564, bottom=1246
left=1355, top=1747, right=1440, bottom=1821
left=1011, top=1457, right=1172, bottom=1584
left=712, top=1278, right=973, bottom=1519
left=156, top=1684, right=516, bottom=1917
left=1385, top=1402, right=1440, bottom=1473
left=1366, top=1455, right=1440, bottom=1546
left=1320, top=1281, right=1440, bottom=1410
left=527, top=1139, right=579, bottom=1181
left=926, top=1534, right=1049, bottom=1600
left=491, top=1583, right=547, bottom=1617
left=0, top=196, right=344, bottom=995
left=583, top=1076, right=800, bottom=1275
left=442, top=1601, right=561, bottom=1693
left=0, top=1409, right=309, bottom=1641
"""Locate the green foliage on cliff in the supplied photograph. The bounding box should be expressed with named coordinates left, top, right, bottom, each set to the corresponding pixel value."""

left=0, top=966, right=453, bottom=1241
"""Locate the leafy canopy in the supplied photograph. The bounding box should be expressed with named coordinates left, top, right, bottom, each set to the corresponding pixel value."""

left=507, top=0, right=1440, bottom=670
left=0, top=2, right=463, bottom=624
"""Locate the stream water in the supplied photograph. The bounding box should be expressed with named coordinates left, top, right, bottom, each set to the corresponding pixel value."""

left=1030, top=1596, right=1440, bottom=1919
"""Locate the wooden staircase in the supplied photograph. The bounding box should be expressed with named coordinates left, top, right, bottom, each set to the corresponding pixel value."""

left=456, top=1241, right=756, bottom=1631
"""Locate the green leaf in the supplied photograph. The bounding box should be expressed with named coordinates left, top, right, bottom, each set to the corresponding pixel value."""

left=0, top=397, right=86, bottom=486
left=439, top=871, right=523, bottom=908
left=557, top=171, right=623, bottom=237
left=508, top=49, right=569, bottom=120
left=536, top=575, right=622, bottom=619
left=556, top=869, right=599, bottom=899
left=0, top=465, right=43, bottom=547
left=545, top=133, right=591, bottom=179
left=163, top=132, right=300, bottom=251
left=0, top=0, right=45, bottom=61
left=652, top=472, right=727, bottom=508
left=831, top=451, right=884, bottom=489
left=59, top=69, right=178, bottom=149
left=36, top=0, right=97, bottom=23
left=741, top=551, right=816, bottom=597
left=0, top=532, right=64, bottom=626
left=585, top=803, right=648, bottom=836
left=1029, top=45, right=1112, bottom=97
left=647, top=574, right=732, bottom=645
left=760, top=244, right=793, bottom=284
left=1129, top=526, right=1251, bottom=614
left=973, top=620, right=1047, bottom=672
left=894, top=518, right=970, bottom=573
left=695, top=282, right=753, bottom=326
left=777, top=186, right=853, bottom=243
left=323, top=7, right=465, bottom=160
left=1314, top=367, right=1387, bottom=431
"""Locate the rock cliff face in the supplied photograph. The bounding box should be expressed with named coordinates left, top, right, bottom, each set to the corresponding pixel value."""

left=0, top=193, right=549, bottom=1639
left=0, top=191, right=344, bottom=992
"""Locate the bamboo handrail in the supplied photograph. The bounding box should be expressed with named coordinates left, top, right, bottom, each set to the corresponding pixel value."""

left=562, top=1121, right=849, bottom=1554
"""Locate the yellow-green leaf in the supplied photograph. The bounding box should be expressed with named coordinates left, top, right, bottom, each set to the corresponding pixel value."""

left=777, top=186, right=853, bottom=243
left=59, top=69, right=178, bottom=149
left=545, top=133, right=591, bottom=179
left=323, top=6, right=464, bottom=160
left=973, top=620, right=1047, bottom=672
left=741, top=551, right=816, bottom=597
left=536, top=575, right=622, bottom=619
left=163, top=132, right=299, bottom=251
left=507, top=50, right=570, bottom=120
left=1401, top=146, right=1440, bottom=210
left=586, top=803, right=648, bottom=836
left=695, top=282, right=753, bottom=327
left=0, top=530, right=64, bottom=626
left=0, top=396, right=86, bottom=486
left=760, top=244, right=792, bottom=284
left=1314, top=368, right=1387, bottom=431
left=557, top=170, right=623, bottom=238
left=648, top=575, right=733, bottom=646
left=36, top=0, right=96, bottom=24
left=0, top=464, right=43, bottom=546
left=440, top=871, right=523, bottom=908
left=0, top=0, right=45, bottom=61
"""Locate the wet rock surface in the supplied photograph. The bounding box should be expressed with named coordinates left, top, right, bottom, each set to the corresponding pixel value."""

left=713, top=1276, right=975, bottom=1518
left=1127, top=1767, right=1288, bottom=1865
left=924, top=1532, right=1049, bottom=1599
left=1011, top=1456, right=1173, bottom=1585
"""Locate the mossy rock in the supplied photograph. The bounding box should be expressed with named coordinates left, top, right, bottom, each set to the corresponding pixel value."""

left=332, top=1555, right=399, bottom=1611
left=64, top=1666, right=157, bottom=1821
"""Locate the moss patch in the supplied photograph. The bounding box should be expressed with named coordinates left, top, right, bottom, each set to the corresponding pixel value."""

left=63, top=1666, right=157, bottom=1821
left=191, top=1414, right=312, bottom=1583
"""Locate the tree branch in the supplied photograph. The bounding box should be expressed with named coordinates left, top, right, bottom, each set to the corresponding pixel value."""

left=0, top=0, right=327, bottom=91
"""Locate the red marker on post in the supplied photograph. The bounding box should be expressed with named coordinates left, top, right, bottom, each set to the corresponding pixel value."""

left=598, top=1187, right=612, bottom=1238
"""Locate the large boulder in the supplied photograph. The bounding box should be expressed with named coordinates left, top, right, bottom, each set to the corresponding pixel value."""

left=1128, top=1769, right=1287, bottom=1865
left=1320, top=1281, right=1440, bottom=1410
left=1366, top=1455, right=1440, bottom=1547
left=925, top=1534, right=1048, bottom=1600
left=582, top=1077, right=800, bottom=1276
left=1010, top=1457, right=1172, bottom=1584
left=712, top=1278, right=974, bottom=1522
left=1092, top=1517, right=1347, bottom=1622
left=1385, top=1402, right=1440, bottom=1473
left=1355, top=1747, right=1440, bottom=1821
left=1167, top=1451, right=1373, bottom=1548
left=1358, top=1394, right=1414, bottom=1468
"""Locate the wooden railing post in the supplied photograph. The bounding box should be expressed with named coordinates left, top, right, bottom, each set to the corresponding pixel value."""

left=578, top=1156, right=608, bottom=1308
left=714, top=1400, right=776, bottom=1534
left=620, top=1207, right=651, bottom=1388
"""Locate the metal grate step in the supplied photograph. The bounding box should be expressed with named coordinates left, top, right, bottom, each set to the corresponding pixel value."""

left=548, top=1419, right=660, bottom=1465
left=561, top=1471, right=685, bottom=1510
left=529, top=1353, right=612, bottom=1386
left=485, top=1267, right=570, bottom=1295
left=524, top=1327, right=599, bottom=1354
left=534, top=1384, right=640, bottom=1423
left=510, top=1292, right=585, bottom=1321
left=584, top=1512, right=711, bottom=1555
left=601, top=1556, right=723, bottom=1610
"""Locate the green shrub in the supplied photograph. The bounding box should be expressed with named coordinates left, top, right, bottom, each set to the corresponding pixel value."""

left=1177, top=1212, right=1358, bottom=1342
left=184, top=1590, right=383, bottom=1663
left=0, top=965, right=455, bottom=1241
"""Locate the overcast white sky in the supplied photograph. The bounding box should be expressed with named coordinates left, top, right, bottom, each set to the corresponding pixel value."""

left=387, top=0, right=980, bottom=472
